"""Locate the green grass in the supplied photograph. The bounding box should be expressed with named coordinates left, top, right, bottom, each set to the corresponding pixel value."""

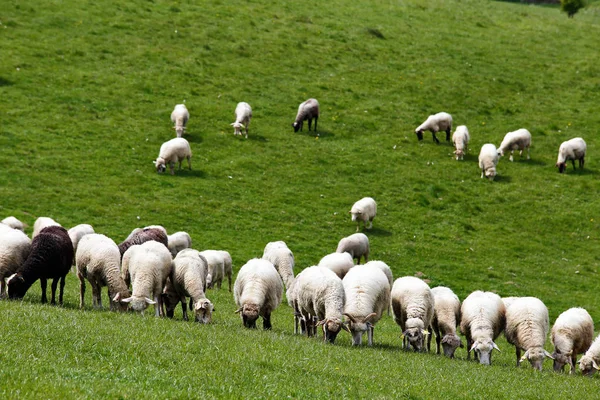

left=1, top=0, right=600, bottom=398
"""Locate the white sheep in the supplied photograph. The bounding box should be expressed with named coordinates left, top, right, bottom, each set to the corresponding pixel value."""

left=460, top=290, right=506, bottom=365
left=452, top=125, right=470, bottom=160
left=120, top=241, right=173, bottom=316
left=171, top=104, right=190, bottom=138
left=32, top=216, right=61, bottom=239
left=318, top=252, right=354, bottom=279
left=294, top=265, right=347, bottom=343
left=349, top=197, right=377, bottom=232
left=556, top=137, right=586, bottom=173
left=478, top=143, right=499, bottom=181
left=342, top=264, right=390, bottom=346
left=262, top=241, right=295, bottom=290
left=1, top=216, right=25, bottom=232
left=234, top=258, right=283, bottom=330
left=502, top=296, right=521, bottom=311
left=336, top=233, right=369, bottom=265
left=76, top=234, right=130, bottom=311
left=0, top=228, right=31, bottom=298
left=579, top=334, right=600, bottom=376
left=415, top=112, right=453, bottom=144
left=167, top=231, right=192, bottom=258
left=431, top=286, right=463, bottom=358
left=498, top=128, right=531, bottom=162
left=200, top=250, right=225, bottom=290
left=363, top=260, right=393, bottom=288
left=231, top=102, right=252, bottom=138
left=68, top=224, right=95, bottom=257
left=292, top=98, right=320, bottom=132
left=551, top=307, right=594, bottom=374
left=153, top=137, right=192, bottom=175
left=391, top=276, right=435, bottom=352
left=217, top=250, right=233, bottom=292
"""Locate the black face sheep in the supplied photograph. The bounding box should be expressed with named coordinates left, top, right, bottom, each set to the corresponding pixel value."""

left=556, top=137, right=586, bottom=173
left=292, top=98, right=319, bottom=133
left=7, top=226, right=73, bottom=305
left=415, top=112, right=452, bottom=144
left=551, top=307, right=594, bottom=374
left=0, top=227, right=31, bottom=298
left=118, top=227, right=169, bottom=262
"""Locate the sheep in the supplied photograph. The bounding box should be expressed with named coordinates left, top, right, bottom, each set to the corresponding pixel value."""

left=153, top=137, right=192, bottom=175
left=262, top=241, right=295, bottom=290
left=231, top=102, right=252, bottom=138
left=478, top=143, right=499, bottom=181
left=452, top=125, right=470, bottom=160
left=460, top=290, right=506, bottom=365
left=32, top=216, right=61, bottom=239
left=1, top=216, right=25, bottom=232
left=162, top=249, right=213, bottom=323
left=502, top=296, right=521, bottom=311
left=120, top=241, right=173, bottom=316
left=336, top=233, right=369, bottom=264
left=363, top=260, right=393, bottom=288
left=415, top=112, right=453, bottom=144
left=218, top=250, right=233, bottom=292
left=200, top=250, right=225, bottom=290
left=391, top=276, right=435, bottom=352
left=431, top=286, right=463, bottom=358
left=76, top=234, right=131, bottom=311
left=167, top=231, right=192, bottom=258
left=342, top=264, right=390, bottom=346
left=579, top=334, right=600, bottom=376
left=498, top=128, right=531, bottom=162
left=118, top=227, right=169, bottom=262
left=171, top=104, right=189, bottom=138
left=318, top=252, right=355, bottom=279
left=294, top=265, right=347, bottom=343
left=551, top=307, right=594, bottom=374
left=68, top=224, right=95, bottom=258
left=7, top=226, right=73, bottom=305
left=556, top=137, right=586, bottom=173
left=350, top=197, right=377, bottom=232
left=0, top=228, right=31, bottom=298
left=233, top=258, right=283, bottom=330
left=292, top=98, right=319, bottom=133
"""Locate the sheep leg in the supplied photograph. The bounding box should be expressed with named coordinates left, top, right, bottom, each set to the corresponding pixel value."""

left=314, top=116, right=318, bottom=132
left=187, top=156, right=191, bottom=170
left=580, top=157, right=584, bottom=169
left=0, top=280, right=6, bottom=298
left=445, top=129, right=451, bottom=142
left=263, top=312, right=272, bottom=330
left=91, top=282, right=102, bottom=309
left=368, top=325, right=374, bottom=346
left=50, top=278, right=59, bottom=305
left=466, top=337, right=472, bottom=360
left=59, top=276, right=66, bottom=305
left=78, top=273, right=86, bottom=309
left=155, top=294, right=162, bottom=317
left=169, top=162, right=175, bottom=175
left=516, top=347, right=521, bottom=367
left=432, top=132, right=440, bottom=144
left=181, top=296, right=188, bottom=321
left=509, top=151, right=514, bottom=162
left=308, top=118, right=312, bottom=131
left=571, top=159, right=576, bottom=170
left=40, top=278, right=48, bottom=304
left=436, top=333, right=441, bottom=355
left=178, top=160, right=182, bottom=170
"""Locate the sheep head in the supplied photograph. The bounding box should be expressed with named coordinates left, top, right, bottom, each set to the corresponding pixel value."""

left=441, top=333, right=463, bottom=358
left=292, top=122, right=301, bottom=133
left=552, top=350, right=573, bottom=373
left=6, top=273, right=29, bottom=300
left=520, top=348, right=553, bottom=371
left=470, top=338, right=500, bottom=365
left=402, top=327, right=429, bottom=352
left=344, top=313, right=376, bottom=346
left=120, top=295, right=156, bottom=312
left=415, top=129, right=424, bottom=141
left=206, top=273, right=213, bottom=289
left=579, top=356, right=600, bottom=376
left=174, top=126, right=185, bottom=137
left=237, top=303, right=259, bottom=329
left=317, top=317, right=345, bottom=344
left=194, top=299, right=213, bottom=324
left=112, top=291, right=132, bottom=312
left=153, top=157, right=167, bottom=173
left=485, top=167, right=497, bottom=181
left=557, top=162, right=566, bottom=173
left=231, top=122, right=244, bottom=135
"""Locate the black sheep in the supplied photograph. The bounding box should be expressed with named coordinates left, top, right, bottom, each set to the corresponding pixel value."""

left=118, top=227, right=169, bottom=259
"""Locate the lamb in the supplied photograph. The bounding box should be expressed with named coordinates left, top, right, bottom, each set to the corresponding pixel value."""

left=68, top=224, right=95, bottom=257
left=579, top=334, right=600, bottom=376
left=349, top=197, right=377, bottom=232
left=556, top=137, right=586, bottom=173
left=478, top=143, right=499, bottom=181
left=294, top=265, right=347, bottom=343
left=7, top=226, right=73, bottom=305
left=342, top=264, right=390, bottom=346
left=336, top=233, right=369, bottom=264
left=318, top=252, right=355, bottom=279
left=415, top=112, right=453, bottom=144
left=231, top=102, right=252, bottom=138
left=170, top=104, right=190, bottom=138
left=162, top=249, right=213, bottom=323
left=76, top=233, right=131, bottom=311
left=391, top=276, right=435, bottom=352
left=460, top=290, right=506, bottom=365
left=504, top=296, right=553, bottom=371
left=431, top=286, right=463, bottom=358
left=0, top=227, right=31, bottom=298
left=167, top=231, right=192, bottom=257
left=118, top=227, right=169, bottom=261
left=262, top=241, right=295, bottom=290
left=1, top=216, right=25, bottom=232
left=292, top=98, right=319, bottom=132
left=32, top=216, right=61, bottom=239
left=200, top=250, right=225, bottom=290
left=551, top=307, right=594, bottom=374
left=153, top=137, right=192, bottom=175
left=233, top=258, right=283, bottom=330
left=498, top=128, right=531, bottom=162
left=120, top=240, right=173, bottom=316
left=452, top=125, right=470, bottom=160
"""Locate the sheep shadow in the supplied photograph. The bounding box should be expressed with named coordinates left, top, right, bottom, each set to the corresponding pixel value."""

left=0, top=77, right=12, bottom=87
left=364, top=227, right=392, bottom=237
left=563, top=167, right=598, bottom=176
left=246, top=134, right=268, bottom=142
left=183, top=133, right=203, bottom=144
left=296, top=128, right=335, bottom=139
left=173, top=169, right=206, bottom=178
left=491, top=174, right=512, bottom=183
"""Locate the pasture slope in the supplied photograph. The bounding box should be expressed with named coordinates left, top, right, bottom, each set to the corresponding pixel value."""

left=1, top=0, right=600, bottom=398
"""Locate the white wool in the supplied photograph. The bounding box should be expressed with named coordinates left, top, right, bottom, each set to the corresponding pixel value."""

left=32, top=217, right=61, bottom=239
left=1, top=216, right=25, bottom=232
left=262, top=241, right=295, bottom=290
left=350, top=197, right=377, bottom=232
left=478, top=143, right=499, bottom=181
left=68, top=224, right=95, bottom=257
left=293, top=98, right=320, bottom=132
left=551, top=307, right=594, bottom=374
left=431, top=286, right=462, bottom=358
left=171, top=104, right=190, bottom=138
left=498, top=128, right=531, bottom=162
left=502, top=296, right=521, bottom=311
left=579, top=334, right=600, bottom=376
left=363, top=260, right=393, bottom=287
left=0, top=228, right=31, bottom=298
left=216, top=250, right=233, bottom=292
left=556, top=137, right=586, bottom=173
left=167, top=231, right=192, bottom=257
left=200, top=250, right=226, bottom=290
left=318, top=252, right=354, bottom=279
left=335, top=233, right=369, bottom=264
left=153, top=137, right=192, bottom=175
left=231, top=102, right=252, bottom=138
left=415, top=112, right=453, bottom=143
left=452, top=125, right=470, bottom=160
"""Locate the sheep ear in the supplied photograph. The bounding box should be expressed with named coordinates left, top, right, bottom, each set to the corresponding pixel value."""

left=145, top=297, right=156, bottom=305
left=121, top=297, right=134, bottom=303
left=493, top=342, right=501, bottom=352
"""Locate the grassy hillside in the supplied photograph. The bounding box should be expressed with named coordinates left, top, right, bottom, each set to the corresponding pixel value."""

left=1, top=0, right=600, bottom=398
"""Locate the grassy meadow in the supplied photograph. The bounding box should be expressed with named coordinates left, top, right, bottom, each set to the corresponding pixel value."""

left=1, top=0, right=600, bottom=398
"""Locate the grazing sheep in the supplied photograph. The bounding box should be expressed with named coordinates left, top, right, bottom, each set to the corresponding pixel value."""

left=342, top=264, right=390, bottom=346
left=556, top=137, right=586, bottom=173
left=118, top=227, right=168, bottom=261
left=167, top=231, right=192, bottom=258
left=460, top=290, right=506, bottom=365
left=200, top=250, right=225, bottom=290
left=350, top=197, right=377, bottom=232
left=7, top=226, right=73, bottom=305
left=162, top=249, right=212, bottom=323
left=153, top=137, right=192, bottom=175
left=318, top=252, right=354, bottom=279
left=415, top=112, right=453, bottom=144
left=391, top=276, right=435, bottom=352
left=579, top=334, right=600, bottom=376
left=1, top=216, right=25, bottom=232
left=68, top=224, right=95, bottom=258
left=498, top=128, right=532, bottom=162
left=551, top=307, right=594, bottom=374
left=292, top=98, right=319, bottom=133
left=0, top=228, right=31, bottom=298
left=231, top=102, right=252, bottom=138
left=431, top=286, right=463, bottom=358
left=452, top=125, right=470, bottom=160
left=336, top=233, right=369, bottom=264
left=76, top=234, right=130, bottom=311
left=294, top=265, right=347, bottom=343
left=262, top=241, right=295, bottom=290
left=32, top=217, right=61, bottom=239
left=171, top=104, right=190, bottom=138
left=234, top=258, right=283, bottom=330
left=479, top=143, right=499, bottom=181
left=120, top=241, right=173, bottom=316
